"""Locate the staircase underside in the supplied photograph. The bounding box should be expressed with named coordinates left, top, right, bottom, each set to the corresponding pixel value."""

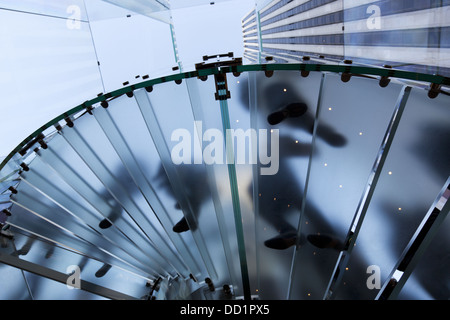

left=0, top=64, right=449, bottom=300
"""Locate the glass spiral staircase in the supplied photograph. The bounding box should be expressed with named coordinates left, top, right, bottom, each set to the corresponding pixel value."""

left=1, top=59, right=449, bottom=300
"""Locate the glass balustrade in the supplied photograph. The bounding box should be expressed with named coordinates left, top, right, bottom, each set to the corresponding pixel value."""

left=0, top=63, right=449, bottom=300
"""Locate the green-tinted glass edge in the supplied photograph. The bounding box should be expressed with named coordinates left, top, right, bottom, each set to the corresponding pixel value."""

left=1, top=63, right=449, bottom=172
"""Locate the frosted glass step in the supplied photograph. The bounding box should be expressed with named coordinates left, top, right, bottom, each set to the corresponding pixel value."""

left=92, top=94, right=201, bottom=278
left=34, top=133, right=175, bottom=277
left=17, top=157, right=164, bottom=277
left=59, top=124, right=186, bottom=276
left=0, top=64, right=448, bottom=300
left=134, top=86, right=219, bottom=282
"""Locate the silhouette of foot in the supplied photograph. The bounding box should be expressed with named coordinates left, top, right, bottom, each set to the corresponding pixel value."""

left=173, top=217, right=190, bottom=233
left=95, top=264, right=111, bottom=278
left=264, top=231, right=297, bottom=250
left=15, top=241, right=33, bottom=256
left=316, top=127, right=347, bottom=147
left=307, top=234, right=343, bottom=250
left=267, top=103, right=308, bottom=125
left=99, top=219, right=113, bottom=229
left=45, top=247, right=55, bottom=259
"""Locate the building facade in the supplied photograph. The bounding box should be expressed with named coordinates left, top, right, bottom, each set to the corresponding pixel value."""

left=242, top=7, right=261, bottom=63
left=243, top=0, right=450, bottom=76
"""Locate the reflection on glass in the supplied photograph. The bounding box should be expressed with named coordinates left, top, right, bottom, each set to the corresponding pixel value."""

left=337, top=86, right=450, bottom=300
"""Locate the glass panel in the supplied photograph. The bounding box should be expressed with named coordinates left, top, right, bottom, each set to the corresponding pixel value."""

left=92, top=94, right=199, bottom=278
left=0, top=9, right=103, bottom=157
left=0, top=231, right=33, bottom=300
left=35, top=133, right=159, bottom=263
left=336, top=86, right=450, bottom=299
left=0, top=155, right=21, bottom=195
left=170, top=0, right=254, bottom=71
left=6, top=203, right=149, bottom=278
left=87, top=14, right=178, bottom=91
left=397, top=203, right=450, bottom=300
left=101, top=94, right=204, bottom=279
left=0, top=264, right=32, bottom=300
left=249, top=69, right=324, bottom=299
left=343, top=1, right=450, bottom=76
left=83, top=0, right=134, bottom=22
left=0, top=0, right=88, bottom=20
left=288, top=72, right=404, bottom=299
left=184, top=70, right=292, bottom=299
left=134, top=82, right=223, bottom=283
left=247, top=71, right=260, bottom=296
left=10, top=180, right=162, bottom=276
left=17, top=156, right=162, bottom=277
left=23, top=271, right=107, bottom=300
left=101, top=0, right=171, bottom=23
left=59, top=114, right=184, bottom=277
left=5, top=228, right=149, bottom=299
left=185, top=76, right=244, bottom=296
left=77, top=257, right=150, bottom=300
left=1, top=61, right=448, bottom=301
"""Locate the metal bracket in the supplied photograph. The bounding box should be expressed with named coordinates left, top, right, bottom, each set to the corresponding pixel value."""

left=195, top=53, right=242, bottom=101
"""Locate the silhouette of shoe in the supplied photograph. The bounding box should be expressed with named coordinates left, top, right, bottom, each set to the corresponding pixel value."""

left=16, top=241, right=33, bottom=256
left=95, top=264, right=111, bottom=278
left=313, top=123, right=347, bottom=147
left=99, top=219, right=113, bottom=229
left=173, top=217, right=190, bottom=233
left=264, top=231, right=297, bottom=250
left=0, top=228, right=14, bottom=240
left=267, top=103, right=308, bottom=125
left=317, top=129, right=347, bottom=147
left=327, top=133, right=347, bottom=147
left=45, top=247, right=55, bottom=259
left=1, top=237, right=7, bottom=248
left=307, top=234, right=343, bottom=250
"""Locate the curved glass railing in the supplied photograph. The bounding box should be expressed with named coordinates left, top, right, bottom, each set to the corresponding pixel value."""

left=0, top=63, right=449, bottom=300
